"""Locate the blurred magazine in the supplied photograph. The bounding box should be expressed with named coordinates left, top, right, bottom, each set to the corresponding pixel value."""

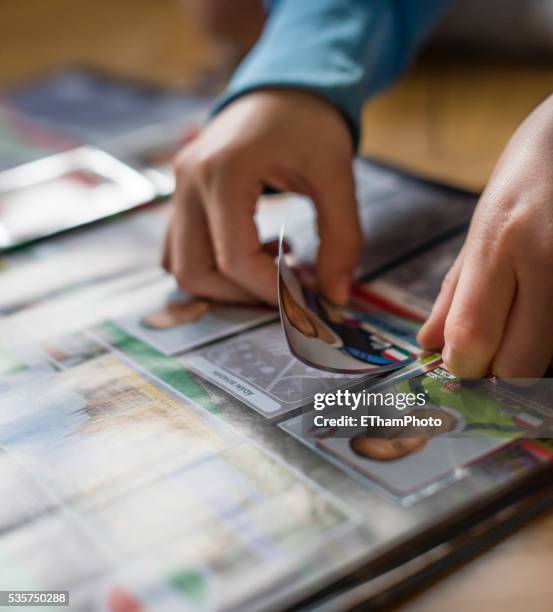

left=0, top=67, right=213, bottom=248
left=0, top=66, right=212, bottom=172
left=0, top=158, right=551, bottom=611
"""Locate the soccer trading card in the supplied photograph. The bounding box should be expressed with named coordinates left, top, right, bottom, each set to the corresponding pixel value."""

left=0, top=147, right=156, bottom=249
left=316, top=433, right=504, bottom=500
left=278, top=254, right=417, bottom=374
left=185, top=323, right=364, bottom=417
left=280, top=364, right=553, bottom=501
left=114, top=277, right=278, bottom=355
left=280, top=412, right=508, bottom=502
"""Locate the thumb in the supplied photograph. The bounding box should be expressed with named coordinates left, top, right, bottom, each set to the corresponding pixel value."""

left=315, top=165, right=363, bottom=305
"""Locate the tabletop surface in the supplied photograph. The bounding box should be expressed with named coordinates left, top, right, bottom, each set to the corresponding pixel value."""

left=3, top=1, right=553, bottom=609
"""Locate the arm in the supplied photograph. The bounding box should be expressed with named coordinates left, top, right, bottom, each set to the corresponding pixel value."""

left=165, top=1, right=450, bottom=306
left=215, top=0, right=451, bottom=144
left=419, top=94, right=553, bottom=377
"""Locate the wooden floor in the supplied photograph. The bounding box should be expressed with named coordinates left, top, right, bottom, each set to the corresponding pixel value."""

left=3, top=1, right=553, bottom=609
left=360, top=55, right=553, bottom=191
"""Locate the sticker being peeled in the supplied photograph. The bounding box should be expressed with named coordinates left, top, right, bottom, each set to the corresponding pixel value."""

left=278, top=252, right=418, bottom=374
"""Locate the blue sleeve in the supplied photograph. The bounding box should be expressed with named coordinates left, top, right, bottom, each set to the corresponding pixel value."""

left=213, top=0, right=451, bottom=147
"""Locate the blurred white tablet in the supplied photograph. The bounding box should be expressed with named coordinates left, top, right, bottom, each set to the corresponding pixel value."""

left=0, top=147, right=157, bottom=249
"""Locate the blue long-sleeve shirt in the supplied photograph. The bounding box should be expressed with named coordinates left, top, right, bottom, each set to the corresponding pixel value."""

left=213, top=0, right=451, bottom=146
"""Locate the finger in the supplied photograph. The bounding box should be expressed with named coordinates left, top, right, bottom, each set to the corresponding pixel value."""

left=169, top=179, right=259, bottom=303
left=442, top=240, right=516, bottom=377
left=492, top=272, right=553, bottom=378
left=314, top=166, right=363, bottom=305
left=202, top=170, right=279, bottom=305
left=417, top=248, right=464, bottom=350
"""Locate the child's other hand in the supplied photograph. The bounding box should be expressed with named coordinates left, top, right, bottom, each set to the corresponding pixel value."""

left=164, top=90, right=362, bottom=306
left=418, top=95, right=553, bottom=378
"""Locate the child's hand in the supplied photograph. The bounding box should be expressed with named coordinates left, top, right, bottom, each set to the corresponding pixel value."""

left=418, top=95, right=553, bottom=378
left=164, top=90, right=362, bottom=306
